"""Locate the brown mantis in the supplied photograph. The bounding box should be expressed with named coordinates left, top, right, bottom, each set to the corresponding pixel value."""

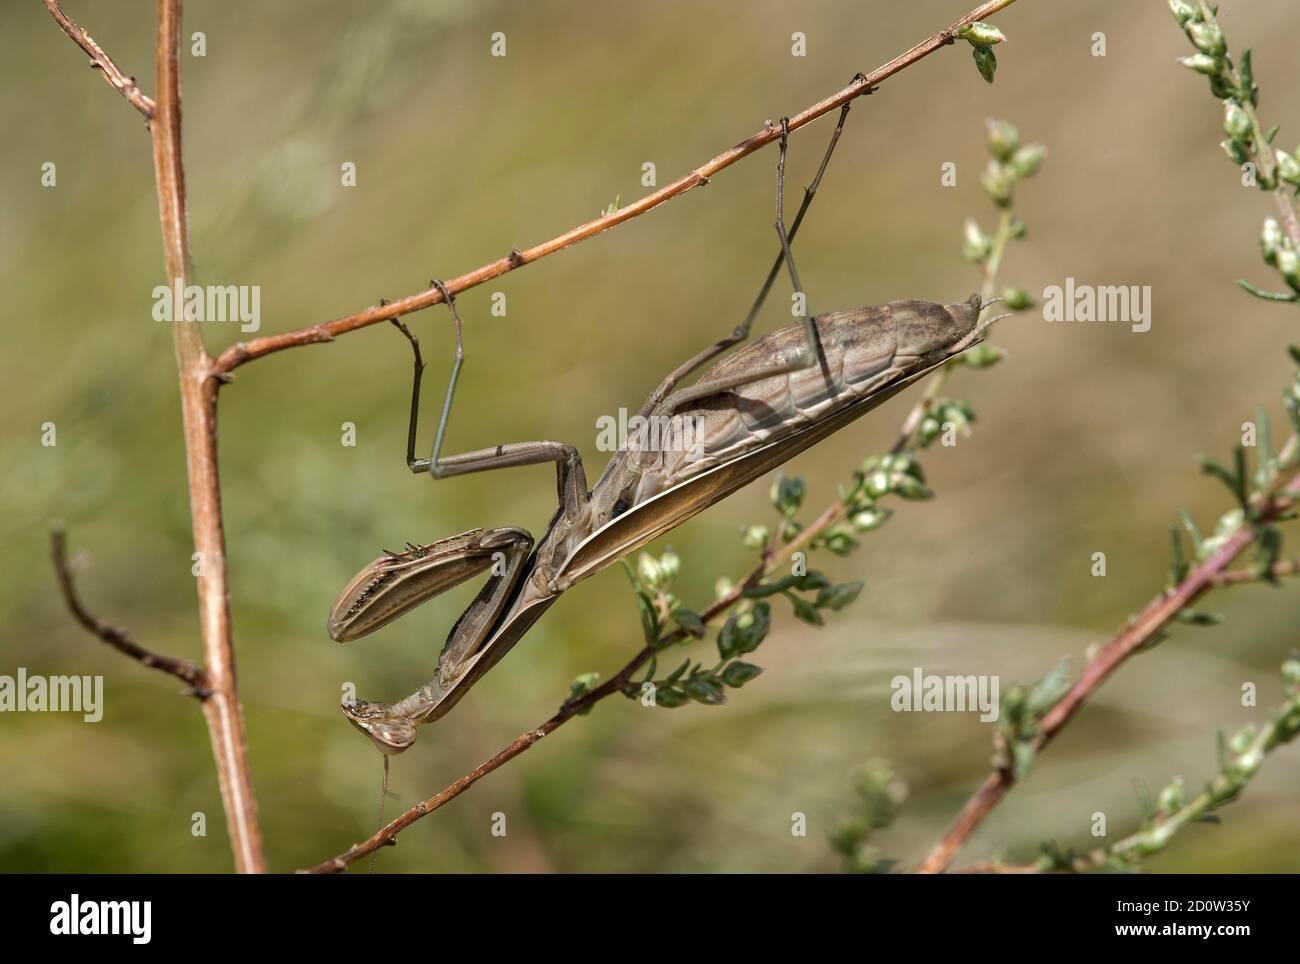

left=328, top=101, right=993, bottom=754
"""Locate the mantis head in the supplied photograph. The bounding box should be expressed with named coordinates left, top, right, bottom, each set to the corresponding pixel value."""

left=341, top=699, right=418, bottom=755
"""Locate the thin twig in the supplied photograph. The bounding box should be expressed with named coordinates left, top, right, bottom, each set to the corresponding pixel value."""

left=915, top=474, right=1300, bottom=874
left=148, top=0, right=265, bottom=873
left=51, top=528, right=208, bottom=693
left=215, top=0, right=1021, bottom=375
left=44, top=0, right=156, bottom=120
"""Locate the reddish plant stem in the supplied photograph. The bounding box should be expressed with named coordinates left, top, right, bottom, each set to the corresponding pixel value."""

left=915, top=476, right=1300, bottom=874
left=149, top=0, right=265, bottom=873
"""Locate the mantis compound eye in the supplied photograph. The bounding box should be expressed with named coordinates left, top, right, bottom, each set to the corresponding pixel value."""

left=341, top=699, right=418, bottom=755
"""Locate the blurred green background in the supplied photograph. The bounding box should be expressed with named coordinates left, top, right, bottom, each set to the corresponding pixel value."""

left=3, top=0, right=1299, bottom=873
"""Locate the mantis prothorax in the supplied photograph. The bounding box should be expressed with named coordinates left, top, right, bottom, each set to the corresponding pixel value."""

left=329, top=95, right=990, bottom=754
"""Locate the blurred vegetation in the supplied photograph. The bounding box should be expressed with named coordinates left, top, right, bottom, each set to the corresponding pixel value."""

left=3, top=0, right=1300, bottom=872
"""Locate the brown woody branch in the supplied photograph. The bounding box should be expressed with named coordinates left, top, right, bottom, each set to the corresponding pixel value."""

left=51, top=527, right=208, bottom=694
left=915, top=474, right=1300, bottom=874
left=45, top=0, right=266, bottom=872
left=216, top=0, right=1021, bottom=375
left=44, top=0, right=156, bottom=120
left=148, top=0, right=265, bottom=873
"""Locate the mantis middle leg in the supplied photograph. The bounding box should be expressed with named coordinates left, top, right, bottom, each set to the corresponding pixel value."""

left=649, top=87, right=863, bottom=415
left=389, top=282, right=588, bottom=517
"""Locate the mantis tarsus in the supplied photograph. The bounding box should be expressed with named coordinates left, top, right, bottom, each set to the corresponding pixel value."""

left=329, top=96, right=991, bottom=754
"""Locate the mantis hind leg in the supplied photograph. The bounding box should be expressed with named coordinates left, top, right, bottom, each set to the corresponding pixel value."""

left=652, top=88, right=863, bottom=415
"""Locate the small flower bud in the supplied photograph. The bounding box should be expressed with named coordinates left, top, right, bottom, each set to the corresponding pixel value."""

left=890, top=473, right=933, bottom=500
left=984, top=118, right=1019, bottom=162
left=862, top=469, right=890, bottom=498
left=1008, top=144, right=1046, bottom=178
left=981, top=161, right=1015, bottom=208
left=958, top=21, right=1007, bottom=45
left=1167, top=0, right=1197, bottom=25
left=1221, top=139, right=1249, bottom=165
left=636, top=552, right=664, bottom=589
left=961, top=343, right=1006, bottom=369
left=1178, top=53, right=1222, bottom=76
left=1229, top=724, right=1257, bottom=755
left=1223, top=101, right=1251, bottom=139
left=741, top=524, right=769, bottom=549
left=1260, top=218, right=1283, bottom=266
left=769, top=475, right=804, bottom=517
left=1277, top=245, right=1300, bottom=292
left=851, top=507, right=892, bottom=532
left=962, top=218, right=992, bottom=263
left=1003, top=286, right=1035, bottom=310
left=1277, top=149, right=1300, bottom=187
left=1157, top=777, right=1185, bottom=815
left=1282, top=654, right=1300, bottom=688
left=656, top=547, right=680, bottom=582
left=1187, top=20, right=1225, bottom=56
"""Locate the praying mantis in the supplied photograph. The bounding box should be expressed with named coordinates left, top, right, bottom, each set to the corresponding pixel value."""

left=328, top=101, right=994, bottom=754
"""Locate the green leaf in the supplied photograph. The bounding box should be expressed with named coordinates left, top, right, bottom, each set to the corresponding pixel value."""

left=1012, top=740, right=1036, bottom=779
left=1199, top=454, right=1245, bottom=506
left=1169, top=524, right=1189, bottom=586
left=1252, top=525, right=1282, bottom=583
left=717, top=602, right=771, bottom=658
left=1175, top=609, right=1222, bottom=625
left=770, top=475, right=805, bottom=517
left=788, top=594, right=825, bottom=625
left=568, top=672, right=600, bottom=703
left=684, top=677, right=726, bottom=705
left=665, top=659, right=691, bottom=685
left=634, top=588, right=660, bottom=646
left=653, top=686, right=688, bottom=708
left=972, top=44, right=997, bottom=84
left=1236, top=278, right=1298, bottom=302
left=816, top=580, right=865, bottom=611
left=1025, top=661, right=1072, bottom=716
left=673, top=608, right=705, bottom=637
left=721, top=661, right=764, bottom=688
